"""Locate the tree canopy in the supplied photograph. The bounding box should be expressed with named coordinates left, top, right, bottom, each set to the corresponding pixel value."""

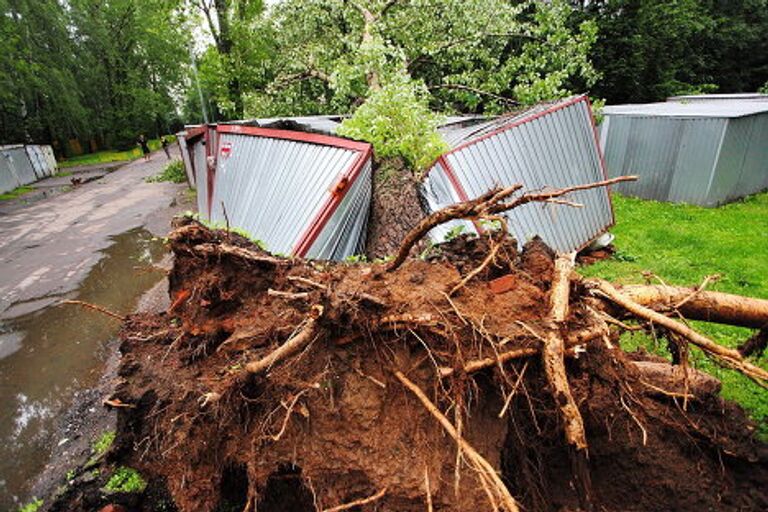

left=2, top=0, right=767, bottom=154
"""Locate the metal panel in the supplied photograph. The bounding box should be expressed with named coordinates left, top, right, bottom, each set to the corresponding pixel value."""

left=0, top=146, right=37, bottom=187
left=307, top=159, right=372, bottom=259
left=205, top=127, right=371, bottom=260
left=425, top=96, right=613, bottom=253
left=176, top=131, right=196, bottom=186
left=24, top=145, right=56, bottom=178
left=0, top=150, right=22, bottom=194
left=191, top=138, right=208, bottom=216
left=602, top=103, right=768, bottom=206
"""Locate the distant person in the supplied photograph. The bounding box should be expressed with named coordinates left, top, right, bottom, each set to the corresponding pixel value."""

left=137, top=134, right=150, bottom=161
left=161, top=136, right=171, bottom=160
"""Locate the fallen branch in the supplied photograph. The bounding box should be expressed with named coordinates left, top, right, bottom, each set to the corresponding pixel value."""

left=322, top=487, right=388, bottom=512
left=394, top=371, right=520, bottom=512
left=386, top=176, right=637, bottom=272
left=267, top=289, right=310, bottom=300
left=589, top=279, right=768, bottom=387
left=245, top=305, right=324, bottom=376
left=61, top=300, right=126, bottom=321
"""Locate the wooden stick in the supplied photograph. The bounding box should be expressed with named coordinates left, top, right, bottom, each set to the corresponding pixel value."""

left=61, top=300, right=126, bottom=321
left=322, top=487, right=387, bottom=512
left=589, top=279, right=768, bottom=387
left=386, top=176, right=637, bottom=272
left=394, top=371, right=520, bottom=512
left=543, top=253, right=588, bottom=451
left=245, top=305, right=324, bottom=376
left=267, top=289, right=310, bottom=300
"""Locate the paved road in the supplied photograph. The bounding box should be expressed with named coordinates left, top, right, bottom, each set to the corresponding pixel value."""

left=0, top=150, right=187, bottom=319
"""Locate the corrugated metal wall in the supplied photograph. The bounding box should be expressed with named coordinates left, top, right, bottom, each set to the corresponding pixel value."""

left=423, top=96, right=614, bottom=253
left=602, top=109, right=768, bottom=206
left=181, top=124, right=374, bottom=260
left=176, top=131, right=196, bottom=186
left=0, top=144, right=57, bottom=194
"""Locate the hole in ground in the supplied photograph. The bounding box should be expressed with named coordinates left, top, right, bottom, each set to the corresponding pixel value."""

left=215, top=463, right=248, bottom=512
left=258, top=463, right=314, bottom=512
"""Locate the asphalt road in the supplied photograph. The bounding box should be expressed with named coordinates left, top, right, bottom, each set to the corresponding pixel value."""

left=0, top=149, right=187, bottom=319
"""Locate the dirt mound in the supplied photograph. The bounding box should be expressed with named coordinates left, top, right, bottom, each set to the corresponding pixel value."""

left=54, top=220, right=768, bottom=511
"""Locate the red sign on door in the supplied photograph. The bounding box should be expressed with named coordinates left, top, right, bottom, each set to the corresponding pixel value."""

left=220, top=141, right=233, bottom=158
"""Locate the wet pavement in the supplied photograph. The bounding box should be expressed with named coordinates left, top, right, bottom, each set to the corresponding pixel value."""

left=0, top=150, right=191, bottom=508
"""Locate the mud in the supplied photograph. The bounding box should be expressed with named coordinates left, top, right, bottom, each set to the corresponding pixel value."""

left=50, top=221, right=768, bottom=512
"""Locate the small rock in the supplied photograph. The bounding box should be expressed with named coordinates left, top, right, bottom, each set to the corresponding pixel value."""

left=99, top=505, right=128, bottom=512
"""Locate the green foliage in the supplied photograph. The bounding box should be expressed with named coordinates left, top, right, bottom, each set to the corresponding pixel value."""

left=18, top=498, right=43, bottom=512
left=337, top=75, right=447, bottom=170
left=93, top=431, right=116, bottom=456
left=146, top=160, right=187, bottom=184
left=759, top=81, right=768, bottom=94
left=0, top=186, right=34, bottom=201
left=580, top=193, right=768, bottom=427
left=0, top=0, right=188, bottom=149
left=104, top=466, right=147, bottom=494
left=577, top=0, right=768, bottom=103
left=344, top=254, right=368, bottom=264
left=443, top=225, right=467, bottom=242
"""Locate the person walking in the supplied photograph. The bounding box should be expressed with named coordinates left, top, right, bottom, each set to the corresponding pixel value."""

left=161, top=136, right=171, bottom=160
left=137, top=134, right=151, bottom=161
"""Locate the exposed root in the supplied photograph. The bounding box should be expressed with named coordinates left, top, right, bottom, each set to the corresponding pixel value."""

left=589, top=278, right=768, bottom=387
left=394, top=371, right=520, bottom=512
left=321, top=487, right=388, bottom=512
left=245, top=305, right=324, bottom=376
left=61, top=299, right=126, bottom=321
left=386, top=175, right=638, bottom=272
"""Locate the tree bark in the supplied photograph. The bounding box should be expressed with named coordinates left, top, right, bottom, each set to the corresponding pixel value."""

left=618, top=285, right=768, bottom=329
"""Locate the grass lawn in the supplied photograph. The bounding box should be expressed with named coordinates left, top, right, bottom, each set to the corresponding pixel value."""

left=58, top=137, right=174, bottom=169
left=580, top=192, right=768, bottom=428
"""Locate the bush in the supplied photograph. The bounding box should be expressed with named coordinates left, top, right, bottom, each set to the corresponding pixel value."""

left=337, top=74, right=448, bottom=173
left=147, top=160, right=187, bottom=184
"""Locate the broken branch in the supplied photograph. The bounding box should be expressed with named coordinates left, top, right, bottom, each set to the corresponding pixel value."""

left=386, top=176, right=637, bottom=272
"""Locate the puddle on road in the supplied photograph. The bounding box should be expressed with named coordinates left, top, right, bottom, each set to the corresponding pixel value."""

left=0, top=228, right=167, bottom=509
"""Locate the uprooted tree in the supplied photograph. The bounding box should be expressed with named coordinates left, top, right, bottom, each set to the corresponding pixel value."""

left=59, top=176, right=768, bottom=512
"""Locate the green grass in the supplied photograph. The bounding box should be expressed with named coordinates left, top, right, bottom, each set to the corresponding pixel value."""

left=18, top=498, right=43, bottom=512
left=0, top=185, right=34, bottom=201
left=146, top=160, right=187, bottom=184
left=580, top=192, right=768, bottom=426
left=103, top=466, right=147, bottom=494
left=59, top=136, right=176, bottom=169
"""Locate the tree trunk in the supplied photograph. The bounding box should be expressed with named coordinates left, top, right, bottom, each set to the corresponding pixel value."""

left=364, top=158, right=426, bottom=260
